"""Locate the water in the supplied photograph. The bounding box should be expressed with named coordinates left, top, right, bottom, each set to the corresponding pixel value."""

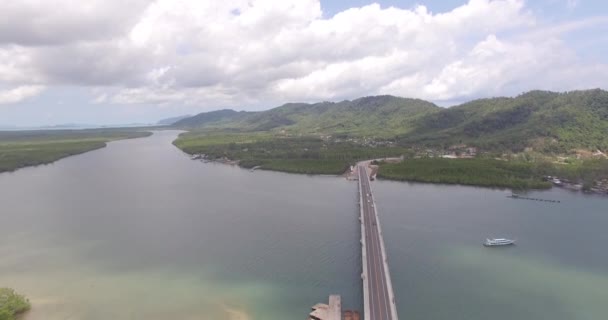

left=0, top=131, right=360, bottom=320
left=1, top=131, right=607, bottom=319
left=374, top=181, right=608, bottom=320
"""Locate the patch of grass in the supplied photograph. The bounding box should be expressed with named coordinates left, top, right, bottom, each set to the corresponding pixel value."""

left=0, top=288, right=30, bottom=320
left=0, top=129, right=151, bottom=173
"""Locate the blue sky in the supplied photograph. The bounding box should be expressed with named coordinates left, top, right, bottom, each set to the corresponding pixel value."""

left=324, top=0, right=602, bottom=22
left=322, top=0, right=608, bottom=62
left=323, top=0, right=480, bottom=16
left=0, top=0, right=607, bottom=127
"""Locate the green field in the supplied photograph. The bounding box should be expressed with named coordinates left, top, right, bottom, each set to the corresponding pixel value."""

left=0, top=129, right=152, bottom=173
left=0, top=288, right=30, bottom=320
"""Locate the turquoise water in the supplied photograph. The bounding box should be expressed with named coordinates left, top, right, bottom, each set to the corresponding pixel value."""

left=1, top=131, right=607, bottom=319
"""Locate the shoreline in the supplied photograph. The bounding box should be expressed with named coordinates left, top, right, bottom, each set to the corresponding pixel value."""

left=185, top=153, right=608, bottom=195
left=0, top=131, right=152, bottom=174
left=0, top=142, right=108, bottom=175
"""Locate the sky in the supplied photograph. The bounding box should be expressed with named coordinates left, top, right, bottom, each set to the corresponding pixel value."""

left=1, top=0, right=607, bottom=126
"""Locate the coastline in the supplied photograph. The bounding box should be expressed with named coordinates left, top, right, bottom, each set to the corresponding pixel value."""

left=182, top=152, right=573, bottom=192
left=0, top=130, right=152, bottom=174
left=181, top=151, right=608, bottom=196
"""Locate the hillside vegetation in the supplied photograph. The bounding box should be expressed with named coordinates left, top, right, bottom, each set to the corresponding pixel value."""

left=172, top=90, right=608, bottom=190
left=175, top=90, right=608, bottom=154
left=174, top=95, right=440, bottom=137
left=404, top=90, right=608, bottom=153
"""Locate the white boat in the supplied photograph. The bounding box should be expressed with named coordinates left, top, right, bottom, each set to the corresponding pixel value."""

left=484, top=238, right=515, bottom=247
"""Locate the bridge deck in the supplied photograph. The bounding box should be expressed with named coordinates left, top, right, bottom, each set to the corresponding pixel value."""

left=358, top=165, right=398, bottom=320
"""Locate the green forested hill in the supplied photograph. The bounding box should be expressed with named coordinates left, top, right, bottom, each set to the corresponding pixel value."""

left=405, top=89, right=608, bottom=152
left=174, top=89, right=608, bottom=153
left=251, top=96, right=440, bottom=136
left=174, top=95, right=440, bottom=136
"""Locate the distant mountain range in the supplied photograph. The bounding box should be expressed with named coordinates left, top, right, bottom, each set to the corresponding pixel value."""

left=173, top=96, right=437, bottom=135
left=157, top=115, right=192, bottom=125
left=0, top=123, right=154, bottom=131
left=0, top=123, right=99, bottom=131
left=174, top=89, right=608, bottom=153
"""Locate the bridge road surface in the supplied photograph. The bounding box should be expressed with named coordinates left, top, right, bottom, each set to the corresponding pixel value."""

left=358, top=165, right=398, bottom=320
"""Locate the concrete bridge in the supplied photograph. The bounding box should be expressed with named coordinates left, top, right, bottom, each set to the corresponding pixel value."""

left=309, top=164, right=398, bottom=320
left=358, top=165, right=398, bottom=320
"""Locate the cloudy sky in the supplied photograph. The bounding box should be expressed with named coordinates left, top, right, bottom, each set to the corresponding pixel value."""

left=1, top=0, right=607, bottom=126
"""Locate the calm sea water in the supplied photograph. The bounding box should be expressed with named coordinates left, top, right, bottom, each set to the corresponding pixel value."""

left=0, top=131, right=606, bottom=320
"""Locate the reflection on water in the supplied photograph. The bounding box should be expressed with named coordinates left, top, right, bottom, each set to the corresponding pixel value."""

left=1, top=130, right=607, bottom=319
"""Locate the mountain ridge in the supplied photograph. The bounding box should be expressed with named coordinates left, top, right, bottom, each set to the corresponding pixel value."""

left=174, top=95, right=440, bottom=136
left=157, top=115, right=192, bottom=125
left=174, top=89, right=608, bottom=153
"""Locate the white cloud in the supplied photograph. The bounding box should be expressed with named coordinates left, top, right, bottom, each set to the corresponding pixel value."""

left=0, top=0, right=606, bottom=109
left=0, top=86, right=45, bottom=104
left=0, top=0, right=151, bottom=46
